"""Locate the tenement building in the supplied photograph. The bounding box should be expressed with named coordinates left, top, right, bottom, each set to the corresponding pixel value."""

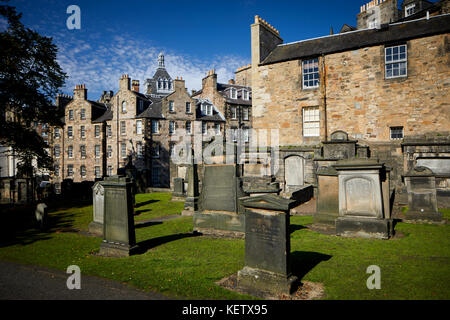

left=246, top=0, right=449, bottom=196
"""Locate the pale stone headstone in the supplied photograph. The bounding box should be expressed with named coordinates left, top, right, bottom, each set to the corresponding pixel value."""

left=284, top=156, right=304, bottom=187
left=313, top=166, right=339, bottom=232
left=89, top=182, right=104, bottom=236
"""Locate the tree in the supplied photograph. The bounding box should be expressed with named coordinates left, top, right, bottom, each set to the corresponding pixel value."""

left=0, top=3, right=66, bottom=175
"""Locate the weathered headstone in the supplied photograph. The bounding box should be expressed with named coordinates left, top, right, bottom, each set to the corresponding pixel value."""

left=334, top=159, right=393, bottom=239
left=182, top=163, right=199, bottom=216
left=99, top=176, right=138, bottom=257
left=193, top=164, right=248, bottom=238
left=35, top=203, right=48, bottom=230
left=404, top=167, right=442, bottom=223
left=313, top=166, right=339, bottom=233
left=89, top=182, right=104, bottom=236
left=237, top=195, right=298, bottom=297
left=172, top=178, right=185, bottom=201
left=284, top=156, right=304, bottom=189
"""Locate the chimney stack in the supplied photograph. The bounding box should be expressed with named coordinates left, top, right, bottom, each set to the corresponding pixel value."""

left=74, top=84, right=87, bottom=100
left=119, top=74, right=131, bottom=91
left=228, top=79, right=236, bottom=85
left=132, top=80, right=140, bottom=93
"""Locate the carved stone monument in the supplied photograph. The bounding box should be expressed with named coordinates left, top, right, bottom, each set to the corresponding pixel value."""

left=334, top=159, right=394, bottom=239
left=98, top=176, right=138, bottom=257
left=404, top=167, right=442, bottom=223
left=313, top=166, right=339, bottom=233
left=237, top=195, right=298, bottom=297
left=172, top=178, right=186, bottom=201
left=89, top=182, right=104, bottom=236
left=182, top=162, right=199, bottom=216
left=193, top=164, right=248, bottom=238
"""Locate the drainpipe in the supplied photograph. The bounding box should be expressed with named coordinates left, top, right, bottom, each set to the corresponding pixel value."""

left=321, top=54, right=328, bottom=142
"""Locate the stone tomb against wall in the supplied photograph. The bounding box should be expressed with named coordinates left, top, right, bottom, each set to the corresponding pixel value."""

left=334, top=159, right=394, bottom=240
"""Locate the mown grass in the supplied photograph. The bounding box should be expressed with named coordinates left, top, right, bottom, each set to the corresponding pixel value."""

left=0, top=193, right=449, bottom=300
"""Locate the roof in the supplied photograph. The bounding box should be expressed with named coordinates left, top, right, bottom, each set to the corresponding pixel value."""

left=195, top=98, right=226, bottom=122
left=136, top=101, right=164, bottom=119
left=92, top=109, right=113, bottom=123
left=261, top=14, right=450, bottom=66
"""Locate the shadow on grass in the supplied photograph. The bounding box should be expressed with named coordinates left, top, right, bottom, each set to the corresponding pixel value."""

left=135, top=233, right=201, bottom=254
left=135, top=200, right=159, bottom=208
left=290, top=224, right=308, bottom=234
left=291, top=251, right=332, bottom=280
left=134, top=209, right=152, bottom=216
left=135, top=221, right=163, bottom=229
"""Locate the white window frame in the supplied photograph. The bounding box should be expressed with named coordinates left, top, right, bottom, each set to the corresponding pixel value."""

left=230, top=88, right=237, bottom=99
left=95, top=145, right=100, bottom=158
left=202, top=122, right=207, bottom=135
left=215, top=123, right=221, bottom=135
left=54, top=145, right=60, bottom=158
left=121, top=101, right=127, bottom=113
left=151, top=120, right=159, bottom=134
left=80, top=125, right=85, bottom=139
left=169, top=101, right=174, bottom=113
left=54, top=128, right=60, bottom=139
left=186, top=102, right=191, bottom=113
left=169, top=120, right=175, bottom=135
left=390, top=126, right=404, bottom=140
left=68, top=146, right=73, bottom=158
left=385, top=44, right=407, bottom=79
left=67, top=126, right=73, bottom=138
left=231, top=107, right=237, bottom=120
left=121, top=143, right=127, bottom=159
left=302, top=58, right=320, bottom=89
left=107, top=145, right=112, bottom=158
left=68, top=110, right=74, bottom=120
left=54, top=165, right=59, bottom=176
left=136, top=120, right=143, bottom=135
left=95, top=125, right=100, bottom=137
left=405, top=3, right=416, bottom=17
left=80, top=109, right=85, bottom=120
left=120, top=121, right=126, bottom=136
left=242, top=90, right=249, bottom=101
left=303, top=107, right=320, bottom=137
left=137, top=142, right=144, bottom=159
left=243, top=128, right=249, bottom=143
left=243, top=107, right=249, bottom=121
left=80, top=165, right=86, bottom=178
left=80, top=145, right=86, bottom=159
left=186, top=121, right=192, bottom=135
left=95, top=166, right=101, bottom=179
left=67, top=165, right=74, bottom=177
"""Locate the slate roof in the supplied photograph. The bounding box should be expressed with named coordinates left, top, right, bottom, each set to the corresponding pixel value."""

left=136, top=100, right=164, bottom=119
left=261, top=14, right=450, bottom=66
left=195, top=98, right=226, bottom=122
left=145, top=68, right=174, bottom=97
left=92, top=109, right=113, bottom=123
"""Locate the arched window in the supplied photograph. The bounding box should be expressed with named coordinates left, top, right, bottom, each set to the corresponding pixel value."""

left=121, top=101, right=127, bottom=112
left=158, top=79, right=163, bottom=90
left=163, top=79, right=168, bottom=90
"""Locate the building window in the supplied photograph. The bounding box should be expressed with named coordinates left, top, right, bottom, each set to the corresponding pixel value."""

left=95, top=125, right=101, bottom=137
left=243, top=128, right=249, bottom=143
left=138, top=100, right=144, bottom=114
left=405, top=3, right=416, bottom=17
left=151, top=120, right=159, bottom=134
left=95, top=166, right=101, bottom=179
left=152, top=167, right=159, bottom=185
left=303, top=58, right=320, bottom=89
left=232, top=128, right=238, bottom=142
left=54, top=165, right=59, bottom=177
left=303, top=107, right=320, bottom=137
left=136, top=120, right=143, bottom=135
left=137, top=142, right=144, bottom=159
left=80, top=165, right=86, bottom=178
left=54, top=128, right=60, bottom=139
left=95, top=145, right=100, bottom=158
left=80, top=109, right=85, bottom=120
left=80, top=126, right=85, bottom=139
left=231, top=107, right=237, bottom=120
left=68, top=146, right=73, bottom=158
left=67, top=126, right=73, bottom=138
left=121, top=143, right=127, bottom=159
left=41, top=124, right=48, bottom=137
left=107, top=125, right=112, bottom=137
left=152, top=143, right=160, bottom=158
left=80, top=145, right=86, bottom=158
left=107, top=166, right=113, bottom=177
left=230, top=88, right=237, bottom=99
left=107, top=145, right=112, bottom=158
left=385, top=45, right=407, bottom=79
left=242, top=90, right=249, bottom=100
left=169, top=101, right=174, bottom=112
left=67, top=165, right=74, bottom=177
left=215, top=123, right=221, bottom=135
left=169, top=120, right=175, bottom=135
left=202, top=122, right=207, bottom=135
left=121, top=101, right=127, bottom=113
left=243, top=108, right=249, bottom=121
left=120, top=121, right=126, bottom=136
left=68, top=110, right=74, bottom=120
left=54, top=145, right=60, bottom=158
left=390, top=126, right=404, bottom=140
left=186, top=121, right=191, bottom=134
left=186, top=102, right=191, bottom=113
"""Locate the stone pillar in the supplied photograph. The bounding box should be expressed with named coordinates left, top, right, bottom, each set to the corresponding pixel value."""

left=403, top=167, right=442, bottom=223
left=172, top=178, right=186, bottom=201
left=88, top=182, right=104, bottom=236
left=99, top=176, right=138, bottom=257
left=182, top=158, right=199, bottom=216
left=313, top=166, right=339, bottom=233
left=237, top=194, right=298, bottom=297
left=334, top=159, right=394, bottom=240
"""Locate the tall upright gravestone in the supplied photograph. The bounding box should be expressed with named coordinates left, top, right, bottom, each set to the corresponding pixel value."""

left=89, top=182, right=104, bottom=236
left=98, top=176, right=138, bottom=257
left=237, top=195, right=298, bottom=296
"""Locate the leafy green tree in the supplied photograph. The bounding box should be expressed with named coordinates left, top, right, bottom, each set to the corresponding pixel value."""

left=0, top=3, right=66, bottom=176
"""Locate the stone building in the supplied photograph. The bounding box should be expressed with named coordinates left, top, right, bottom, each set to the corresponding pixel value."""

left=246, top=0, right=450, bottom=197
left=192, top=69, right=252, bottom=144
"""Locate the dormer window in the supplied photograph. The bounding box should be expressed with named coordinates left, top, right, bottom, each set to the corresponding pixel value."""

left=230, top=88, right=237, bottom=99
left=242, top=90, right=249, bottom=101
left=405, top=3, right=416, bottom=17
left=202, top=103, right=212, bottom=116
left=158, top=79, right=163, bottom=90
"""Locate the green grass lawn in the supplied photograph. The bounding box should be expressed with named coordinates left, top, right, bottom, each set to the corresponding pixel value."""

left=0, top=193, right=449, bottom=300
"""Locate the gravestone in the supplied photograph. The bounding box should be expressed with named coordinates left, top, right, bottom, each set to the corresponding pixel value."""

left=313, top=166, right=339, bottom=233
left=35, top=203, right=48, bottom=230
left=404, top=167, right=442, bottom=223
left=89, top=182, right=104, bottom=236
left=284, top=156, right=304, bottom=189
left=193, top=164, right=248, bottom=238
left=334, top=159, right=393, bottom=239
left=98, top=176, right=138, bottom=257
left=172, top=178, right=185, bottom=201
left=237, top=195, right=298, bottom=297
left=182, top=162, right=199, bottom=216
left=322, top=131, right=357, bottom=160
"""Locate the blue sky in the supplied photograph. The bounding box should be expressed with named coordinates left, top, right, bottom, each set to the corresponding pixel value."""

left=3, top=0, right=412, bottom=100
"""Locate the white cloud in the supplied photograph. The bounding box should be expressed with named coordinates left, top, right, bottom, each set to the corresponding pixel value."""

left=56, top=33, right=249, bottom=100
